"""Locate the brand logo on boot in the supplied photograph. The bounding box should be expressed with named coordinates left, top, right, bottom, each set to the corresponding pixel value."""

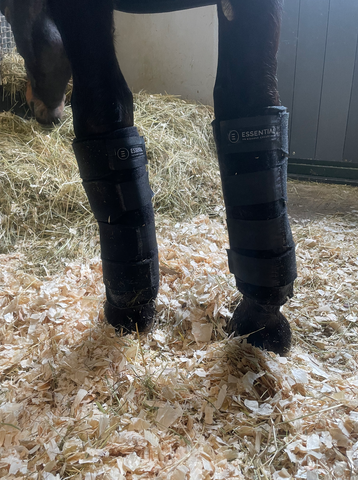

left=228, top=130, right=239, bottom=143
left=117, top=148, right=130, bottom=160
left=227, top=125, right=280, bottom=146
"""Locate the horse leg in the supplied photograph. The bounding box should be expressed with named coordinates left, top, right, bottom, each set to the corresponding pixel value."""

left=1, top=0, right=71, bottom=124
left=213, top=0, right=297, bottom=355
left=47, top=0, right=159, bottom=332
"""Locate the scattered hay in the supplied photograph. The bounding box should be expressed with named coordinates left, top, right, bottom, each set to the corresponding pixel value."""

left=0, top=51, right=27, bottom=102
left=134, top=93, right=219, bottom=219
left=0, top=109, right=95, bottom=272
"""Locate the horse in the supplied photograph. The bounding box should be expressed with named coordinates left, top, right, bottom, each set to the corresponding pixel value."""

left=0, top=0, right=297, bottom=355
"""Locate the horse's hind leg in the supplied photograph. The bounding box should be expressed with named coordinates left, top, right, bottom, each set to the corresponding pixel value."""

left=48, top=0, right=159, bottom=332
left=214, top=0, right=297, bottom=355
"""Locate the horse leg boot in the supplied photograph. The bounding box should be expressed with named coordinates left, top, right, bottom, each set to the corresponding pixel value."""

left=72, top=128, right=159, bottom=333
left=48, top=0, right=159, bottom=332
left=213, top=0, right=297, bottom=355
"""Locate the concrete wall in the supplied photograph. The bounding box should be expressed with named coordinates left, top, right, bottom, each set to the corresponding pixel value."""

left=114, top=6, right=218, bottom=106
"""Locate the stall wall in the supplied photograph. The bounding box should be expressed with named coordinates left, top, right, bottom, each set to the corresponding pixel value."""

left=115, top=0, right=358, bottom=164
left=114, top=7, right=218, bottom=106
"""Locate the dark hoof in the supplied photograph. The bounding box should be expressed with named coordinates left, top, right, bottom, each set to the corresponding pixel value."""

left=227, top=297, right=291, bottom=355
left=104, top=300, right=156, bottom=334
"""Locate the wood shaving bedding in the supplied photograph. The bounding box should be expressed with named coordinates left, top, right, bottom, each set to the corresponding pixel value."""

left=1, top=213, right=358, bottom=479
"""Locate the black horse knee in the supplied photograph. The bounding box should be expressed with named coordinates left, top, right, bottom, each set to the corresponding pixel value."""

left=73, top=127, right=159, bottom=332
left=213, top=107, right=297, bottom=354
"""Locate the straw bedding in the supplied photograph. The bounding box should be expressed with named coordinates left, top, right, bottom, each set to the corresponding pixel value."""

left=1, top=53, right=358, bottom=479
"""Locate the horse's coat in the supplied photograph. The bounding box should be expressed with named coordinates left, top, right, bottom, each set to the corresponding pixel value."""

left=1, top=0, right=297, bottom=355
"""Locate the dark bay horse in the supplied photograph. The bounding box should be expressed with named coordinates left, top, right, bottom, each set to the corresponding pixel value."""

left=1, top=0, right=297, bottom=355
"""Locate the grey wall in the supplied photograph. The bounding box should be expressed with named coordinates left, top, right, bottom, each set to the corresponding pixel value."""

left=115, top=1, right=358, bottom=164
left=278, top=0, right=358, bottom=164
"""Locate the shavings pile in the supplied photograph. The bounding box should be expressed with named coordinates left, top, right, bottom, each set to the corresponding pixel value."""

left=1, top=52, right=358, bottom=479
left=1, top=211, right=358, bottom=479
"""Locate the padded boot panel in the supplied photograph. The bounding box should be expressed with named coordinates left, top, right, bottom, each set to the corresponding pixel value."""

left=99, top=218, right=157, bottom=262
left=82, top=169, right=152, bottom=223
left=106, top=284, right=159, bottom=310
left=221, top=164, right=287, bottom=208
left=235, top=280, right=294, bottom=306
left=102, top=254, right=160, bottom=293
left=226, top=213, right=293, bottom=251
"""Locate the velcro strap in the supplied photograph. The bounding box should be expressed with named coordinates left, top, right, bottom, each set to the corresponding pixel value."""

left=102, top=257, right=159, bottom=293
left=227, top=248, right=297, bottom=287
left=221, top=164, right=287, bottom=207
left=226, top=214, right=294, bottom=251
left=73, top=135, right=148, bottom=180
left=216, top=107, right=289, bottom=155
left=83, top=172, right=153, bottom=222
left=99, top=221, right=157, bottom=262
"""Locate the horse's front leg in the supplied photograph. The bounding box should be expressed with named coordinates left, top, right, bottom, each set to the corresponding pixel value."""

left=214, top=0, right=297, bottom=355
left=48, top=0, right=159, bottom=332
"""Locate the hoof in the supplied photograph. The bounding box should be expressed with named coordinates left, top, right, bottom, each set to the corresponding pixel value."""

left=104, top=300, right=156, bottom=334
left=227, top=296, right=291, bottom=355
